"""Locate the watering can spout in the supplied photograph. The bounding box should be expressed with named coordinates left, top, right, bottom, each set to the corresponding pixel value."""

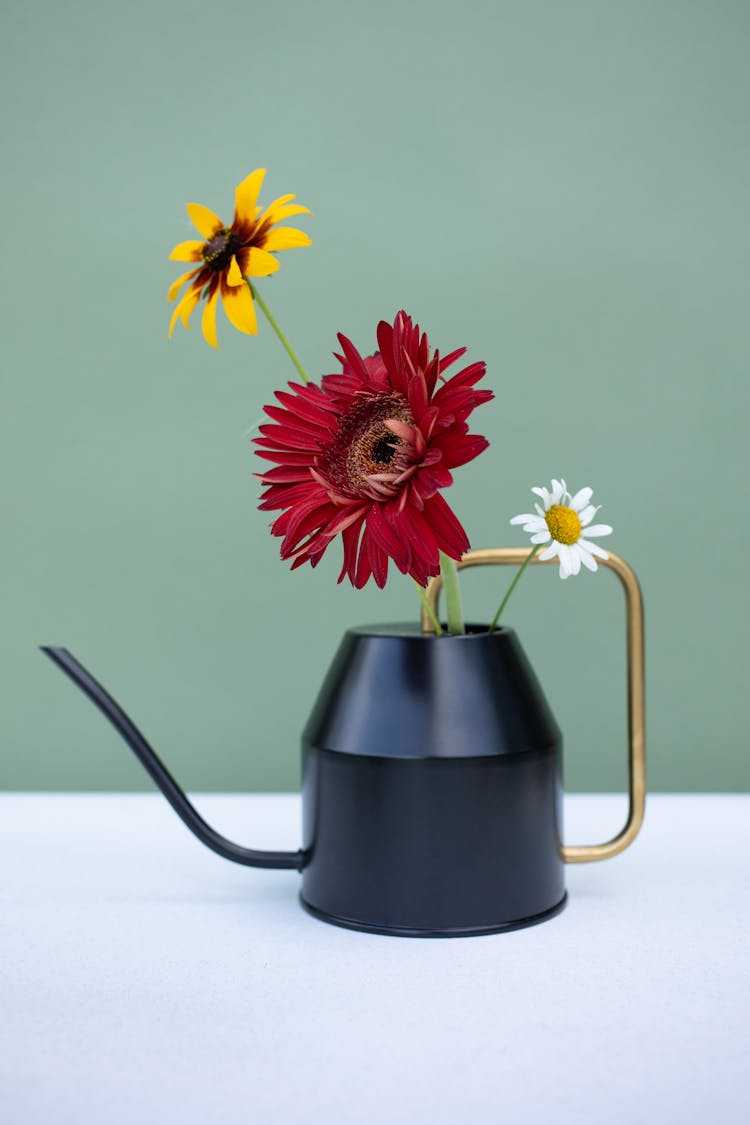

left=40, top=646, right=305, bottom=871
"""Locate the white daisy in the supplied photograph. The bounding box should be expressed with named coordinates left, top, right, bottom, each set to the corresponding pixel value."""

left=510, top=478, right=613, bottom=579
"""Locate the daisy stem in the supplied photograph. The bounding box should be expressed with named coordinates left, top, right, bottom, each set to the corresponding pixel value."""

left=488, top=544, right=541, bottom=634
left=439, top=553, right=465, bottom=636
left=246, top=281, right=310, bottom=384
left=414, top=581, right=443, bottom=635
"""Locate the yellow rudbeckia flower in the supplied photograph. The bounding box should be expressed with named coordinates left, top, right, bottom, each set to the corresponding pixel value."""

left=168, top=168, right=311, bottom=349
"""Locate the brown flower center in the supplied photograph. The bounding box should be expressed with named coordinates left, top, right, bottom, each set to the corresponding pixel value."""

left=318, top=394, right=414, bottom=499
left=201, top=227, right=243, bottom=272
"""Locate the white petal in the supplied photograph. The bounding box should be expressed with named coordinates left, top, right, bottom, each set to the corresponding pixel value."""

left=531, top=486, right=551, bottom=508
left=577, top=544, right=598, bottom=572
left=530, top=530, right=551, bottom=544
left=538, top=543, right=560, bottom=562
left=569, top=487, right=593, bottom=512
left=579, top=539, right=609, bottom=560
left=510, top=513, right=534, bottom=525
left=583, top=523, right=612, bottom=538
left=550, top=479, right=565, bottom=503
left=558, top=544, right=572, bottom=578
left=534, top=503, right=544, bottom=517
left=569, top=546, right=582, bottom=575
left=578, top=504, right=598, bottom=526
left=565, top=543, right=580, bottom=575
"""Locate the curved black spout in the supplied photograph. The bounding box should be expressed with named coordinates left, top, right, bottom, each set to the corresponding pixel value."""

left=41, top=646, right=304, bottom=871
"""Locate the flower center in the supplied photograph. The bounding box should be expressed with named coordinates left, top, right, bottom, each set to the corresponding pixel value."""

left=201, top=227, right=242, bottom=272
left=545, top=504, right=582, bottom=545
left=317, top=394, right=414, bottom=499
left=370, top=433, right=400, bottom=464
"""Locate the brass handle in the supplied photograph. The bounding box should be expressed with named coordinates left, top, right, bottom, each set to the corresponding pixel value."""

left=421, top=548, right=646, bottom=863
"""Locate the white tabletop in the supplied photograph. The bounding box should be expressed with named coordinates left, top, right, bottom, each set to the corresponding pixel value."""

left=1, top=793, right=747, bottom=1124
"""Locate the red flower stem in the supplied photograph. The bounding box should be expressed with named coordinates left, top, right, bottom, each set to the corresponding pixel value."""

left=246, top=281, right=310, bottom=384
left=487, top=544, right=540, bottom=634
left=439, top=553, right=465, bottom=635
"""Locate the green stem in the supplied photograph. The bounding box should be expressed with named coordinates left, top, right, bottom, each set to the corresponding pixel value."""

left=246, top=280, right=310, bottom=384
left=439, top=553, right=465, bottom=635
left=244, top=412, right=265, bottom=437
left=414, top=581, right=443, bottom=636
left=488, top=544, right=541, bottom=634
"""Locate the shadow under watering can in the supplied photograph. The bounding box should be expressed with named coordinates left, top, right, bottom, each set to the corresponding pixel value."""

left=41, top=548, right=646, bottom=938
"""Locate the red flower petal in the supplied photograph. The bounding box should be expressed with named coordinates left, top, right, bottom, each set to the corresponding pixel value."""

left=435, top=433, right=490, bottom=469
left=422, top=492, right=470, bottom=558
left=366, top=503, right=411, bottom=571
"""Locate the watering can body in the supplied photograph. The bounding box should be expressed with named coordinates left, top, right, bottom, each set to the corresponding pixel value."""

left=300, top=625, right=565, bottom=935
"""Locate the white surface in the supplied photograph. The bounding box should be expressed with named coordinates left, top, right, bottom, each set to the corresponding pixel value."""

left=1, top=793, right=747, bottom=1125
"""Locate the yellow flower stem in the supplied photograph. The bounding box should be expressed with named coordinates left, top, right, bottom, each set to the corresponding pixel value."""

left=439, top=552, right=465, bottom=636
left=488, top=544, right=541, bottom=634
left=246, top=280, right=310, bottom=384
left=414, top=581, right=443, bottom=635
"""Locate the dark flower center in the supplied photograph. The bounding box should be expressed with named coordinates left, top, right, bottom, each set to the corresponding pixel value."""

left=371, top=434, right=399, bottom=464
left=317, top=393, right=414, bottom=499
left=201, top=227, right=243, bottom=272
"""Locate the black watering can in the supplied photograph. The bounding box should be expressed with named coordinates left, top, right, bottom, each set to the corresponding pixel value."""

left=42, top=548, right=645, bottom=937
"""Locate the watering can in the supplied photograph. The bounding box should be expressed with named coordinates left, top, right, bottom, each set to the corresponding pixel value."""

left=41, top=548, right=645, bottom=937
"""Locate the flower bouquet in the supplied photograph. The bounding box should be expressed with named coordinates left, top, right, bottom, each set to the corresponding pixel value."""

left=167, top=167, right=613, bottom=632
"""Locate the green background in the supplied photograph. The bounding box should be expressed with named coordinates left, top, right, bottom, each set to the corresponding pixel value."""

left=2, top=0, right=747, bottom=793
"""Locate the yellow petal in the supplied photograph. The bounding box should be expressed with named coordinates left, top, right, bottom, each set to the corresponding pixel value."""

left=179, top=287, right=202, bottom=327
left=168, top=269, right=199, bottom=302
left=234, top=168, right=266, bottom=226
left=265, top=192, right=294, bottom=211
left=168, top=286, right=201, bottom=337
left=226, top=255, right=244, bottom=286
left=186, top=202, right=222, bottom=239
left=259, top=194, right=311, bottom=225
left=169, top=240, right=204, bottom=262
left=244, top=247, right=280, bottom=278
left=201, top=287, right=220, bottom=348
left=260, top=226, right=311, bottom=252
left=221, top=278, right=258, bottom=335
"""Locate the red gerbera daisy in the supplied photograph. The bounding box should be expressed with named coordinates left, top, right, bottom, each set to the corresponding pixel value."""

left=255, top=311, right=493, bottom=588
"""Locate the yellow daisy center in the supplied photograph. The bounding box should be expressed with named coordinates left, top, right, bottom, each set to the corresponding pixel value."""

left=545, top=504, right=582, bottom=545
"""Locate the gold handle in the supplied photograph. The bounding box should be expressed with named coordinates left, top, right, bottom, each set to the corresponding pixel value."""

left=421, top=548, right=646, bottom=863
